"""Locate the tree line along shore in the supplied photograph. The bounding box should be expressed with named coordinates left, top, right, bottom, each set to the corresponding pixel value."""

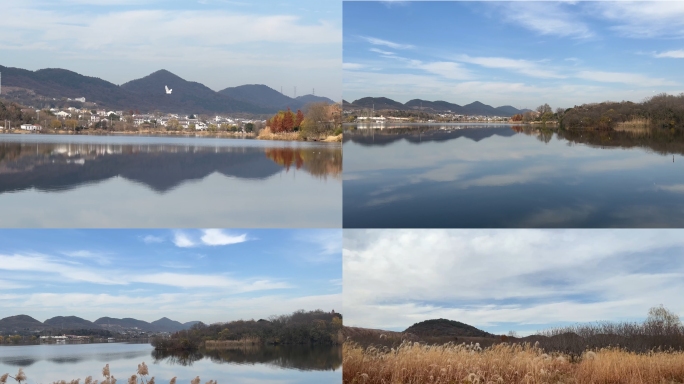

left=0, top=100, right=343, bottom=142
left=151, top=310, right=343, bottom=352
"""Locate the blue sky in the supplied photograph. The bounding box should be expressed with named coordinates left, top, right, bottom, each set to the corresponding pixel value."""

left=344, top=229, right=684, bottom=336
left=343, top=1, right=684, bottom=110
left=0, top=0, right=340, bottom=99
left=0, top=229, right=341, bottom=324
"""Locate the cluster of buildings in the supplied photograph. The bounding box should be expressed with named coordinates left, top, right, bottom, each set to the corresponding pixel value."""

left=3, top=106, right=266, bottom=132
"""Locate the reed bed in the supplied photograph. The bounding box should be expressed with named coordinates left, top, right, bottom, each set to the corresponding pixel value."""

left=1, top=362, right=216, bottom=384
left=343, top=340, right=684, bottom=384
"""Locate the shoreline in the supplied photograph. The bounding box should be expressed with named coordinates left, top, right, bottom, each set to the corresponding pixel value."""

left=0, top=129, right=343, bottom=142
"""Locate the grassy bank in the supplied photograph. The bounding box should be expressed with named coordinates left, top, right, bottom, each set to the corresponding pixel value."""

left=343, top=341, right=684, bottom=384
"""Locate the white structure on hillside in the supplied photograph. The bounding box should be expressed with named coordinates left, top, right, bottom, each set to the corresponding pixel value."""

left=165, top=85, right=172, bottom=94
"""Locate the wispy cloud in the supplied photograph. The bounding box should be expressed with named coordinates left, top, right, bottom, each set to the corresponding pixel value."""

left=654, top=50, right=684, bottom=59
left=142, top=235, right=164, bottom=244
left=576, top=70, right=676, bottom=87
left=593, top=2, right=684, bottom=38
left=361, top=36, right=414, bottom=49
left=60, top=250, right=112, bottom=265
left=454, top=54, right=565, bottom=79
left=496, top=2, right=593, bottom=39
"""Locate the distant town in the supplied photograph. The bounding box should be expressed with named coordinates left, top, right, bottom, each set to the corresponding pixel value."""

left=2, top=99, right=264, bottom=133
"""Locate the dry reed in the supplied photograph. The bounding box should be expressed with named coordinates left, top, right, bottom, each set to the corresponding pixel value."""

left=343, top=340, right=684, bottom=384
left=0, top=363, right=215, bottom=384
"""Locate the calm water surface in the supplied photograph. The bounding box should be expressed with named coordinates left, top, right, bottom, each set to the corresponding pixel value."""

left=0, top=135, right=341, bottom=227
left=0, top=343, right=341, bottom=384
left=344, top=124, right=684, bottom=227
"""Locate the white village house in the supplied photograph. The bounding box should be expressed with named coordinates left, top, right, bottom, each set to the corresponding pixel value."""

left=20, top=124, right=42, bottom=131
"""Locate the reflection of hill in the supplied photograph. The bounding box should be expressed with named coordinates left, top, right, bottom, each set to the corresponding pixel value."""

left=343, top=126, right=516, bottom=146
left=0, top=143, right=340, bottom=194
left=265, top=148, right=342, bottom=179
left=151, top=345, right=341, bottom=371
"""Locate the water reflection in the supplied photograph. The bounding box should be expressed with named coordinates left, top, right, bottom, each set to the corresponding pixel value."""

left=344, top=124, right=684, bottom=228
left=152, top=345, right=342, bottom=371
left=0, top=141, right=341, bottom=194
left=0, top=135, right=341, bottom=227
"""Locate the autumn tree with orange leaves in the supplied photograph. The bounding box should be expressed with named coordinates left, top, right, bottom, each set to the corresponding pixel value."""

left=266, top=108, right=305, bottom=133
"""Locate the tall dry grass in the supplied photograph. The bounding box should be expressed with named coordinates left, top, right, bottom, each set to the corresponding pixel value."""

left=0, top=362, right=216, bottom=384
left=343, top=340, right=684, bottom=384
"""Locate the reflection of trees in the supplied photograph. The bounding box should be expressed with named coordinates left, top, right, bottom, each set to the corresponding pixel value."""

left=208, top=345, right=342, bottom=371
left=514, top=126, right=684, bottom=155
left=151, top=345, right=342, bottom=371
left=151, top=349, right=205, bottom=367
left=264, top=148, right=342, bottom=179
left=0, top=358, right=37, bottom=367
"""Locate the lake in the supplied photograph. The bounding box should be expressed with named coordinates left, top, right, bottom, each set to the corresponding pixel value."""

left=0, top=343, right=342, bottom=384
left=343, top=124, right=684, bottom=227
left=0, top=135, right=341, bottom=227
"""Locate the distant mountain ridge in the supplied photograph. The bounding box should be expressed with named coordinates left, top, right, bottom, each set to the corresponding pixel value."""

left=0, top=64, right=332, bottom=114
left=345, top=96, right=530, bottom=117
left=0, top=314, right=199, bottom=333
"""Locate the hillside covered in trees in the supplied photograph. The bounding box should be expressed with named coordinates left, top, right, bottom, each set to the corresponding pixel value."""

left=559, top=93, right=684, bottom=130
left=152, top=310, right=343, bottom=352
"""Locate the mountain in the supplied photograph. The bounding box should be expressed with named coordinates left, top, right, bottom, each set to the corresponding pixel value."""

left=296, top=94, right=335, bottom=105
left=94, top=316, right=200, bottom=333
left=218, top=84, right=298, bottom=109
left=0, top=315, right=47, bottom=332
left=150, top=317, right=191, bottom=333
left=351, top=97, right=407, bottom=111
left=0, top=65, right=138, bottom=109
left=405, top=99, right=463, bottom=112
left=218, top=84, right=335, bottom=110
left=184, top=321, right=201, bottom=328
left=94, top=317, right=156, bottom=332
left=43, top=316, right=101, bottom=330
left=1, top=64, right=336, bottom=114
left=404, top=319, right=495, bottom=338
left=346, top=96, right=528, bottom=116
left=120, top=70, right=270, bottom=114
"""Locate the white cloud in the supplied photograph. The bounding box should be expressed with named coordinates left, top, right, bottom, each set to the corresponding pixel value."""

left=576, top=70, right=676, bottom=87
left=142, top=235, right=164, bottom=244
left=200, top=229, right=248, bottom=246
left=295, top=230, right=342, bottom=261
left=654, top=50, right=684, bottom=59
left=344, top=230, right=684, bottom=331
left=496, top=2, right=593, bottom=39
left=343, top=62, right=367, bottom=70
left=172, top=231, right=196, bottom=248
left=60, top=250, right=112, bottom=265
left=361, top=36, right=414, bottom=49
left=134, top=272, right=291, bottom=291
left=454, top=54, right=565, bottom=79
left=593, top=2, right=684, bottom=38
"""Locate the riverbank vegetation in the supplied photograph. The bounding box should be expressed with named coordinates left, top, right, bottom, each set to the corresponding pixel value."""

left=260, top=102, right=343, bottom=141
left=343, top=306, right=684, bottom=384
left=152, top=310, right=343, bottom=352
left=1, top=363, right=215, bottom=384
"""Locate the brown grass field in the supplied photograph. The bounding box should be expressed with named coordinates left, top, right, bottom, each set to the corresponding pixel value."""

left=343, top=340, right=684, bottom=384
